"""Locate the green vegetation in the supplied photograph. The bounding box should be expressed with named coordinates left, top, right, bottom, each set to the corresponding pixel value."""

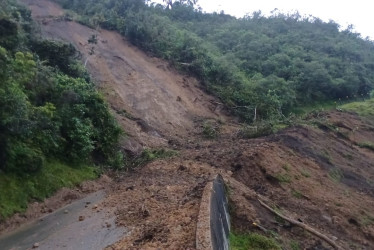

left=357, top=141, right=374, bottom=151
left=289, top=240, right=301, bottom=250
left=360, top=213, right=374, bottom=226
left=282, top=164, right=291, bottom=172
left=130, top=149, right=178, bottom=168
left=300, top=169, right=311, bottom=178
left=0, top=161, right=97, bottom=218
left=0, top=0, right=122, bottom=218
left=0, top=0, right=122, bottom=172
left=275, top=173, right=292, bottom=183
left=329, top=168, right=344, bottom=183
left=53, top=0, right=374, bottom=123
left=341, top=98, right=374, bottom=118
left=229, top=232, right=281, bottom=250
left=291, top=189, right=303, bottom=199
left=202, top=120, right=220, bottom=139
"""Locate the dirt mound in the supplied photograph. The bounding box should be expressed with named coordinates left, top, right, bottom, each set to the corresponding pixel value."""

left=182, top=111, right=374, bottom=249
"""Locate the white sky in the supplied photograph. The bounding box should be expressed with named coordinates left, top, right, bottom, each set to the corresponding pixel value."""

left=196, top=0, right=373, bottom=39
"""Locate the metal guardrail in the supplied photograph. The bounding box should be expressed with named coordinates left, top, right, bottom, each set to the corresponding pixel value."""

left=196, top=174, right=230, bottom=250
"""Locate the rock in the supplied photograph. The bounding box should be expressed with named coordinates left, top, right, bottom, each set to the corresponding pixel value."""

left=64, top=210, right=69, bottom=214
left=93, top=204, right=98, bottom=209
left=32, top=242, right=39, bottom=248
left=178, top=165, right=187, bottom=171
left=79, top=215, right=85, bottom=221
left=322, top=214, right=332, bottom=223
left=48, top=208, right=53, bottom=213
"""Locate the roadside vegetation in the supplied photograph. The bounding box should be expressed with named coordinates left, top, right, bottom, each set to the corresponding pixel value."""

left=0, top=0, right=122, bottom=219
left=229, top=231, right=281, bottom=250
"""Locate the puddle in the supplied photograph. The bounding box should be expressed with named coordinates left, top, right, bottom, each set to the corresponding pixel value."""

left=0, top=191, right=127, bottom=250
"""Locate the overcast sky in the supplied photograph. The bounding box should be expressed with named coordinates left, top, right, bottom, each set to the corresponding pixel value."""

left=156, top=0, right=373, bottom=40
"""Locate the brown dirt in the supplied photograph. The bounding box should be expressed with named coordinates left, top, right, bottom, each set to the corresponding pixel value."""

left=7, top=0, right=374, bottom=249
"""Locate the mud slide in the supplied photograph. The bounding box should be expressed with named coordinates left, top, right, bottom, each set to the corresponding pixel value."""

left=23, top=0, right=232, bottom=148
left=5, top=0, right=374, bottom=249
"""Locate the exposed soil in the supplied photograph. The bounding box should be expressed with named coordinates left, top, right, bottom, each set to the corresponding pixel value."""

left=3, top=0, right=374, bottom=249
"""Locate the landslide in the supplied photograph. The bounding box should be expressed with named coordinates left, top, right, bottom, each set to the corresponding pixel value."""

left=13, top=0, right=374, bottom=249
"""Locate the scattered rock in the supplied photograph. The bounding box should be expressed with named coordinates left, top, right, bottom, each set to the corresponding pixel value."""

left=64, top=210, right=69, bottom=214
left=79, top=215, right=85, bottom=221
left=322, top=214, right=332, bottom=223
left=32, top=242, right=39, bottom=248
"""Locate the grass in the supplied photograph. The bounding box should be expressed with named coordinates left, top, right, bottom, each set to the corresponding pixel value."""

left=0, top=161, right=97, bottom=220
left=300, top=169, right=311, bottom=178
left=275, top=173, right=292, bottom=183
left=291, top=189, right=304, bottom=199
left=341, top=98, right=374, bottom=117
left=289, top=240, right=301, bottom=250
left=328, top=168, right=344, bottom=183
left=357, top=141, right=374, bottom=151
left=282, top=164, right=291, bottom=172
left=360, top=214, right=374, bottom=226
left=229, top=232, right=281, bottom=250
left=130, top=148, right=178, bottom=168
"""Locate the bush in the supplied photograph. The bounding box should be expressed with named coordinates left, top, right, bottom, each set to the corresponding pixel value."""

left=202, top=121, right=220, bottom=139
left=5, top=141, right=45, bottom=174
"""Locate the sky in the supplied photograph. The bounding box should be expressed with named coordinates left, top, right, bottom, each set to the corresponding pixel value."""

left=160, top=0, right=374, bottom=39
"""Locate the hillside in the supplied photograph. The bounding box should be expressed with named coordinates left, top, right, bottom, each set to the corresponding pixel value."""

left=1, top=0, right=374, bottom=249
left=51, top=0, right=374, bottom=121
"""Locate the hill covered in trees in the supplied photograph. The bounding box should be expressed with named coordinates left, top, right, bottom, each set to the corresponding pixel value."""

left=53, top=0, right=374, bottom=121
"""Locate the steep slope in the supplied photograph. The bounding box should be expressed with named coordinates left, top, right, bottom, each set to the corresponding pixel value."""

left=24, top=0, right=233, bottom=150
left=5, top=0, right=374, bottom=249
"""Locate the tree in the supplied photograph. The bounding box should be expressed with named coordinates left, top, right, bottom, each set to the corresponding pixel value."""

left=163, top=0, right=197, bottom=9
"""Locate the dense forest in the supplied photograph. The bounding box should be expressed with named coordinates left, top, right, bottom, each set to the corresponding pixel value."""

left=54, top=0, right=374, bottom=121
left=0, top=0, right=122, bottom=175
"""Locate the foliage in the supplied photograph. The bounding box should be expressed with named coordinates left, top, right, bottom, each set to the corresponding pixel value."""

left=0, top=161, right=97, bottom=219
left=0, top=0, right=122, bottom=175
left=130, top=149, right=178, bottom=168
left=275, top=173, right=292, bottom=183
left=31, top=40, right=88, bottom=79
left=52, top=0, right=374, bottom=122
left=329, top=168, right=344, bottom=182
left=202, top=120, right=220, bottom=139
left=357, top=141, right=374, bottom=151
left=229, top=231, right=281, bottom=250
left=341, top=98, right=374, bottom=117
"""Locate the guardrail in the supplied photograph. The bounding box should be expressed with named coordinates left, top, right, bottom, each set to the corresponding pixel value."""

left=196, top=174, right=230, bottom=250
